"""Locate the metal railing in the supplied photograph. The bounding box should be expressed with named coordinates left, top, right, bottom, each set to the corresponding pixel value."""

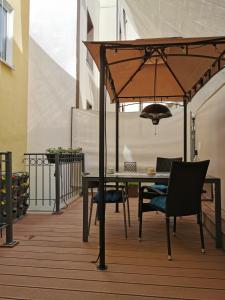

left=0, top=152, right=17, bottom=246
left=24, top=153, right=85, bottom=213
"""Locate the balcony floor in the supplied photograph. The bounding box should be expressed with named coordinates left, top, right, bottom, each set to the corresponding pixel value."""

left=0, top=197, right=225, bottom=300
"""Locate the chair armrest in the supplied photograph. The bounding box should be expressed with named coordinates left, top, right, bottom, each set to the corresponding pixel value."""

left=140, top=185, right=152, bottom=191
left=150, top=188, right=167, bottom=196
left=140, top=185, right=166, bottom=195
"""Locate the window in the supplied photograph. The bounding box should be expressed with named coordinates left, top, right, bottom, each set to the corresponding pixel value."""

left=86, top=10, right=94, bottom=70
left=121, top=102, right=141, bottom=112
left=0, top=0, right=13, bottom=67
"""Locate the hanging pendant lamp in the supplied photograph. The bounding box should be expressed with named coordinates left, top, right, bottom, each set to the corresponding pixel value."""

left=140, top=59, right=172, bottom=125
left=140, top=103, right=172, bottom=125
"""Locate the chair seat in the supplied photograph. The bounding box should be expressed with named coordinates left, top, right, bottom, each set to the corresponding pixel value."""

left=150, top=184, right=168, bottom=192
left=93, top=190, right=123, bottom=203
left=151, top=195, right=167, bottom=211
left=141, top=184, right=168, bottom=200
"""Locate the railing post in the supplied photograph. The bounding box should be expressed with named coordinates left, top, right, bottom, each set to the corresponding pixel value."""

left=80, top=153, right=85, bottom=196
left=4, top=152, right=18, bottom=247
left=81, top=153, right=85, bottom=173
left=183, top=97, right=188, bottom=162
left=215, top=179, right=222, bottom=248
left=54, top=153, right=61, bottom=214
left=115, top=98, right=119, bottom=213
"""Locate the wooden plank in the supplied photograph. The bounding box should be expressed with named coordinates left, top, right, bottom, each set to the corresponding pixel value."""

left=0, top=256, right=225, bottom=279
left=0, top=274, right=225, bottom=299
left=0, top=249, right=225, bottom=270
left=0, top=197, right=225, bottom=300
left=0, top=265, right=225, bottom=290
left=0, top=285, right=170, bottom=300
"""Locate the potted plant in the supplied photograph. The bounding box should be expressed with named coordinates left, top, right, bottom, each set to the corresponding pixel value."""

left=127, top=182, right=139, bottom=198
left=46, top=147, right=82, bottom=164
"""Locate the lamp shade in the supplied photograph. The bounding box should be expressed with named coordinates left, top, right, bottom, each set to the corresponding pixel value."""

left=140, top=103, right=172, bottom=125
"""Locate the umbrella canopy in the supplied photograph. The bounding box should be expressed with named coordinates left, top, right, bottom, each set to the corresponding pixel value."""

left=84, top=36, right=225, bottom=103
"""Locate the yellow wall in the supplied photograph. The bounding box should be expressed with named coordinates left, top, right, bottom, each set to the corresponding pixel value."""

left=0, top=0, right=29, bottom=171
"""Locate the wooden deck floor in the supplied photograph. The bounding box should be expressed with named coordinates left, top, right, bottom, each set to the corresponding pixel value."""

left=0, top=197, right=225, bottom=300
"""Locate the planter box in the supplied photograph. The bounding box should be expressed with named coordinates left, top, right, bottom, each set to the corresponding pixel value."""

left=0, top=204, right=6, bottom=226
left=46, top=153, right=56, bottom=164
left=46, top=153, right=84, bottom=164
left=127, top=186, right=138, bottom=198
left=0, top=172, right=30, bottom=222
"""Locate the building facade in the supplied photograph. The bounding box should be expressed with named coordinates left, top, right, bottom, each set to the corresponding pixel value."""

left=0, top=0, right=30, bottom=171
left=75, top=0, right=225, bottom=210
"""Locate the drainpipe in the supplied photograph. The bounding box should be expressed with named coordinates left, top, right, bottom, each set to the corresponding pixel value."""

left=71, top=0, right=81, bottom=148
left=76, top=0, right=81, bottom=108
left=70, top=106, right=75, bottom=148
left=115, top=0, right=120, bottom=213
left=116, top=0, right=119, bottom=39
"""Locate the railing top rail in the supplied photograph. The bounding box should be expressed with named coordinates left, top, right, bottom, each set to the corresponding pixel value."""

left=24, top=153, right=47, bottom=155
left=24, top=152, right=84, bottom=156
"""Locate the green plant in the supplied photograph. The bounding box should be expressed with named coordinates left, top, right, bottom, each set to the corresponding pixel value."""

left=46, top=147, right=82, bottom=154
left=127, top=181, right=139, bottom=187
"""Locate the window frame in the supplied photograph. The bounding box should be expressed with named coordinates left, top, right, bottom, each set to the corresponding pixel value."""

left=86, top=10, right=94, bottom=71
left=0, top=0, right=14, bottom=68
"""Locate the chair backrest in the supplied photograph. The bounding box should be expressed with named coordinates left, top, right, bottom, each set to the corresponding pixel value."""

left=156, top=157, right=182, bottom=172
left=166, top=160, right=209, bottom=217
left=124, top=162, right=137, bottom=172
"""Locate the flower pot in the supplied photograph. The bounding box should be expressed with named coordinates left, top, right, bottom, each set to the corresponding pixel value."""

left=46, top=153, right=83, bottom=164
left=127, top=186, right=138, bottom=198
left=46, top=153, right=56, bottom=164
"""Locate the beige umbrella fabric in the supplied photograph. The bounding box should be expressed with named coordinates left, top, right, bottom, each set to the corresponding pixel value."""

left=84, top=37, right=225, bottom=103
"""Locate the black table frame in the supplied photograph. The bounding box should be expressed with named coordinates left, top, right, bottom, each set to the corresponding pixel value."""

left=82, top=173, right=222, bottom=248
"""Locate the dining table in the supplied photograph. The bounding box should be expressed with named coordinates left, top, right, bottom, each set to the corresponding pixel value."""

left=82, top=172, right=222, bottom=248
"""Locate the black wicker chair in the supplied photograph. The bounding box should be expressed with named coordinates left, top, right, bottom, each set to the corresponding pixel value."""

left=147, top=157, right=183, bottom=193
left=138, top=157, right=182, bottom=221
left=139, top=160, right=209, bottom=260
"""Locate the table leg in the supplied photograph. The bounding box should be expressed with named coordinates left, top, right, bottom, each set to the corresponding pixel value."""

left=83, top=177, right=89, bottom=242
left=214, top=179, right=222, bottom=248
left=138, top=182, right=141, bottom=219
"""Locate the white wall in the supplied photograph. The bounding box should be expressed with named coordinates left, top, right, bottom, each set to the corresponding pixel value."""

left=28, top=0, right=77, bottom=151
left=73, top=108, right=183, bottom=172
left=124, top=0, right=225, bottom=38
left=190, top=70, right=225, bottom=210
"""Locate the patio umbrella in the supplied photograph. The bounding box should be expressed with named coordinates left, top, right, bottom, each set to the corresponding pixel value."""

left=84, top=37, right=225, bottom=103
left=84, top=36, right=225, bottom=270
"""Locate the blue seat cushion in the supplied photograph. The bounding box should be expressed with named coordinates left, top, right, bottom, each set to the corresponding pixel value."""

left=93, top=190, right=123, bottom=203
left=151, top=195, right=167, bottom=211
left=150, top=184, right=168, bottom=192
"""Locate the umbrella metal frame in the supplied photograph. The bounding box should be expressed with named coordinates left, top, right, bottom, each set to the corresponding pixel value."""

left=94, top=38, right=225, bottom=269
